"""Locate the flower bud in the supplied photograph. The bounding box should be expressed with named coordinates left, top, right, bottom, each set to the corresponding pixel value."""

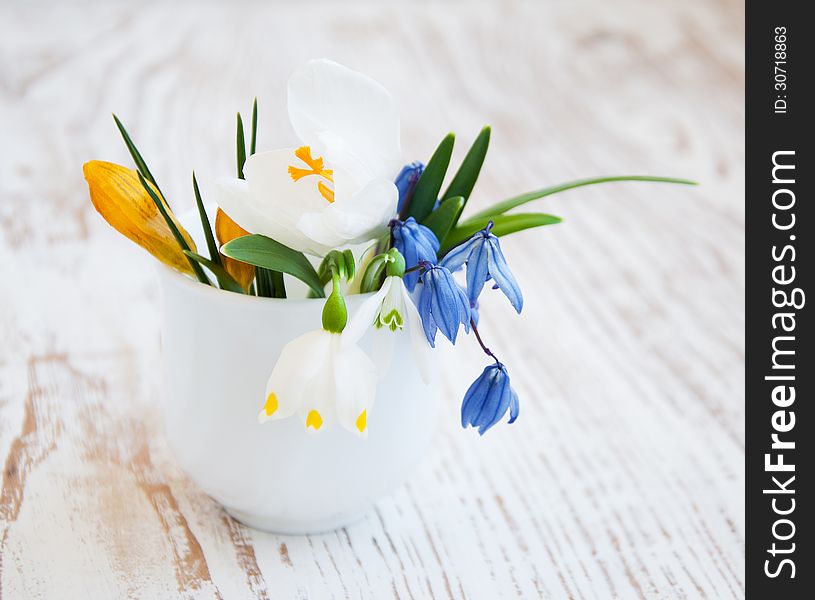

left=395, top=161, right=424, bottom=214
left=322, top=282, right=348, bottom=333
left=385, top=248, right=406, bottom=278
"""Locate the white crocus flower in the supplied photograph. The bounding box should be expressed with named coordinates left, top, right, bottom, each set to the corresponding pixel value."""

left=215, top=59, right=401, bottom=256
left=344, top=276, right=432, bottom=383
left=258, top=329, right=378, bottom=437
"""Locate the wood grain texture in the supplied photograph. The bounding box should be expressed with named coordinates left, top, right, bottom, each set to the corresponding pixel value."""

left=0, top=0, right=744, bottom=598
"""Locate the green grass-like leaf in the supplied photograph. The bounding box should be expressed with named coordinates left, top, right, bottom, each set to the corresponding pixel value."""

left=250, top=98, right=258, bottom=156
left=422, top=196, right=464, bottom=242
left=269, top=269, right=286, bottom=298
left=113, top=114, right=164, bottom=201
left=253, top=268, right=286, bottom=298
left=442, top=213, right=563, bottom=252
left=184, top=251, right=244, bottom=293
left=465, top=175, right=698, bottom=222
left=442, top=126, right=490, bottom=204
left=255, top=267, right=272, bottom=297
left=222, top=234, right=325, bottom=297
left=137, top=172, right=210, bottom=285
left=404, top=133, right=455, bottom=222
left=192, top=172, right=221, bottom=266
left=236, top=113, right=247, bottom=179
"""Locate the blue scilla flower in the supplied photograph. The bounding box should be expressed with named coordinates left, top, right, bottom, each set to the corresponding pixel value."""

left=417, top=262, right=471, bottom=347
left=440, top=221, right=523, bottom=313
left=395, top=161, right=425, bottom=214
left=391, top=217, right=440, bottom=291
left=461, top=362, right=519, bottom=435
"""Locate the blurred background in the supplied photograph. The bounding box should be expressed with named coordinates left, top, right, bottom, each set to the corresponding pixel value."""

left=1, top=1, right=743, bottom=598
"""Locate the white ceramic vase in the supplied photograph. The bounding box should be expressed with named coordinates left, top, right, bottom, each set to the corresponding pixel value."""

left=155, top=219, right=438, bottom=534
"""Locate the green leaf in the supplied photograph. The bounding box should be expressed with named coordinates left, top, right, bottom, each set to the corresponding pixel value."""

left=465, top=175, right=698, bottom=222
left=442, top=126, right=490, bottom=203
left=137, top=172, right=210, bottom=285
left=221, top=235, right=325, bottom=297
left=236, top=113, right=247, bottom=179
left=250, top=98, right=258, bottom=156
left=422, top=196, right=464, bottom=242
left=404, top=133, right=455, bottom=222
left=442, top=213, right=563, bottom=251
left=113, top=114, right=165, bottom=202
left=192, top=172, right=221, bottom=266
left=184, top=251, right=244, bottom=293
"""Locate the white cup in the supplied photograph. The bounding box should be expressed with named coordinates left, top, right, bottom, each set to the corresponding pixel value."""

left=155, top=220, right=438, bottom=534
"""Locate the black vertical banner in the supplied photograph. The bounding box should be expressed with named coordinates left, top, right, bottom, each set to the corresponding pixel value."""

left=746, top=1, right=812, bottom=597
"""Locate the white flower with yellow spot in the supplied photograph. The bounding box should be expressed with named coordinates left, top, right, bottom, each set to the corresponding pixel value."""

left=215, top=59, right=401, bottom=256
left=258, top=329, right=377, bottom=437
left=258, top=274, right=378, bottom=437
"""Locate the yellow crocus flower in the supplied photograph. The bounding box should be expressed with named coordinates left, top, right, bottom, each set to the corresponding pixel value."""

left=83, top=161, right=196, bottom=274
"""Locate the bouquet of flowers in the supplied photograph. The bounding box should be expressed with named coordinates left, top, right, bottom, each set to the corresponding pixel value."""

left=83, top=60, right=693, bottom=438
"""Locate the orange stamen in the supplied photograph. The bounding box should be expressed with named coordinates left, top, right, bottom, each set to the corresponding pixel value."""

left=288, top=166, right=319, bottom=182
left=318, top=181, right=335, bottom=203
left=288, top=146, right=335, bottom=202
left=294, top=146, right=323, bottom=171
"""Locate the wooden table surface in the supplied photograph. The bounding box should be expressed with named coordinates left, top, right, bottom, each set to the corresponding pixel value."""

left=0, top=1, right=744, bottom=598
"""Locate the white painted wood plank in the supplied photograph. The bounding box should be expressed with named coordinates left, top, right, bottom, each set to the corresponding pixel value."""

left=1, top=0, right=744, bottom=597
